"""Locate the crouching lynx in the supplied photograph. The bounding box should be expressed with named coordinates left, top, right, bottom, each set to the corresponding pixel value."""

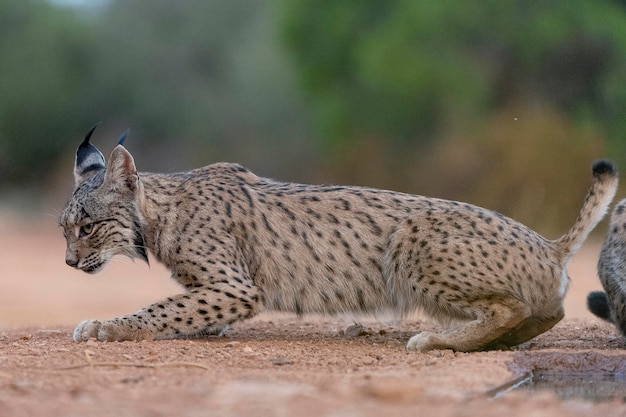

left=60, top=127, right=618, bottom=351
left=587, top=198, right=626, bottom=339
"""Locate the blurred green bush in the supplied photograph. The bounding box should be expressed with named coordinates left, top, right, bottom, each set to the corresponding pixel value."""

left=0, top=0, right=623, bottom=233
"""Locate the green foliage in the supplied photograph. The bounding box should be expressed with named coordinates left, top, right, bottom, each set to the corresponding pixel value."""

left=281, top=0, right=626, bottom=154
left=0, top=0, right=96, bottom=183
left=0, top=0, right=312, bottom=189
left=85, top=0, right=312, bottom=173
left=2, top=0, right=626, bottom=230
left=426, top=106, right=606, bottom=233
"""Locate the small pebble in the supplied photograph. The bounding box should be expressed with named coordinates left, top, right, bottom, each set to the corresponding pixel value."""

left=345, top=324, right=371, bottom=337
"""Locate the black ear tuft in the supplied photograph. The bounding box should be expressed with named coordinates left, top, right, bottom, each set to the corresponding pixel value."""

left=74, top=125, right=106, bottom=187
left=117, top=128, right=130, bottom=146
left=80, top=123, right=99, bottom=148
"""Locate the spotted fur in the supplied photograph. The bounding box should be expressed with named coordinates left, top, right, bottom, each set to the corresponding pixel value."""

left=587, top=199, right=626, bottom=339
left=60, top=130, right=618, bottom=351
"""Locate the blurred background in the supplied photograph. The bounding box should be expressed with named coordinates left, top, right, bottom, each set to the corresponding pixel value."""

left=0, top=0, right=624, bottom=325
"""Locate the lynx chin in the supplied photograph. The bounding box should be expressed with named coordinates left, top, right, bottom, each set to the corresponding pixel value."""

left=60, top=126, right=618, bottom=351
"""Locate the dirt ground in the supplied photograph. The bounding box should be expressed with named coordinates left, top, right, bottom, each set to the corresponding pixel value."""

left=1, top=214, right=626, bottom=416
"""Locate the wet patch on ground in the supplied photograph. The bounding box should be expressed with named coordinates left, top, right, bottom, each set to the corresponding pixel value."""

left=490, top=351, right=626, bottom=402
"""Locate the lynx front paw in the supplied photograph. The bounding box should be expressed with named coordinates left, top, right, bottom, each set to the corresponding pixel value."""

left=73, top=319, right=102, bottom=342
left=73, top=319, right=154, bottom=342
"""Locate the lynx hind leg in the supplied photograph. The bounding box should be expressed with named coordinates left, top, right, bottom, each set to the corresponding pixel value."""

left=385, top=217, right=533, bottom=352
left=406, top=298, right=531, bottom=351
left=485, top=308, right=564, bottom=350
left=390, top=239, right=531, bottom=352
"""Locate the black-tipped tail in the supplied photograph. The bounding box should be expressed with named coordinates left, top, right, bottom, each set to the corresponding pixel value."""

left=592, top=159, right=617, bottom=178
left=587, top=291, right=612, bottom=321
left=556, top=159, right=618, bottom=259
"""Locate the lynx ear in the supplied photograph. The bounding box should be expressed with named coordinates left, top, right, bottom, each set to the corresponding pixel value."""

left=74, top=124, right=106, bottom=188
left=104, top=142, right=139, bottom=192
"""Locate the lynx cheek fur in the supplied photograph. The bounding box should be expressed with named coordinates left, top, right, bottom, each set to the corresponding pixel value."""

left=60, top=127, right=618, bottom=351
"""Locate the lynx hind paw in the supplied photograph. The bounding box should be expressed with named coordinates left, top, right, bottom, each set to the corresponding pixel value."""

left=207, top=324, right=229, bottom=337
left=406, top=332, right=438, bottom=352
left=73, top=319, right=102, bottom=342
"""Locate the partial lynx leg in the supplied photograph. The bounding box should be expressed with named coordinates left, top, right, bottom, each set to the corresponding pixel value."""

left=485, top=308, right=564, bottom=349
left=406, top=299, right=531, bottom=351
left=74, top=263, right=260, bottom=342
left=587, top=199, right=626, bottom=339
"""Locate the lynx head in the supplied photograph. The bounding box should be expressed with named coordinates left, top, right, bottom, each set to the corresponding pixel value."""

left=60, top=126, right=148, bottom=273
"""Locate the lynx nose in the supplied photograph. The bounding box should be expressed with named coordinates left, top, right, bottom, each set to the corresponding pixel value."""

left=65, top=258, right=79, bottom=268
left=65, top=252, right=79, bottom=268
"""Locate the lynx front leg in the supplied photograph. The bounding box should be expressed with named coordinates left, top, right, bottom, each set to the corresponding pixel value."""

left=73, top=281, right=260, bottom=342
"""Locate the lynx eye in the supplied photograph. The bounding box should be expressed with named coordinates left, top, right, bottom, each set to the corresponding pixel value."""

left=79, top=223, right=94, bottom=237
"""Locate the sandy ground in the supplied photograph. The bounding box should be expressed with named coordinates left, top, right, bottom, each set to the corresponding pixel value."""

left=1, top=214, right=625, bottom=416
